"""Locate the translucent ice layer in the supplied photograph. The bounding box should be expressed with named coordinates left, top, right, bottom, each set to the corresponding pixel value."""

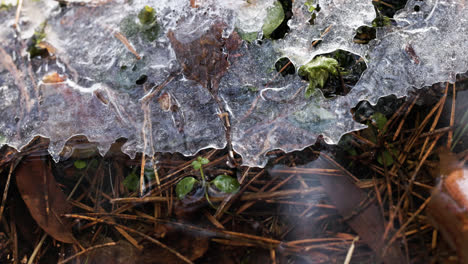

left=1, top=0, right=467, bottom=167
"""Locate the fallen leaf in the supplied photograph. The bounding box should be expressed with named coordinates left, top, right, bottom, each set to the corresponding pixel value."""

left=167, top=22, right=241, bottom=95
left=427, top=152, right=468, bottom=263
left=42, top=72, right=66, bottom=83
left=15, top=155, right=75, bottom=243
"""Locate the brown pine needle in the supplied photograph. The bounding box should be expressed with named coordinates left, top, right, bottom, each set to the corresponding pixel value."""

left=63, top=214, right=193, bottom=263
left=392, top=94, right=420, bottom=141
left=384, top=196, right=432, bottom=255
left=447, top=83, right=456, bottom=148
left=419, top=83, right=448, bottom=159
left=114, top=31, right=141, bottom=60
left=58, top=242, right=117, bottom=264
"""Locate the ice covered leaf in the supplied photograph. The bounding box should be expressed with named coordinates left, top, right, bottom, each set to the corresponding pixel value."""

left=74, top=160, right=87, bottom=170
left=212, top=174, right=240, bottom=194
left=123, top=171, right=139, bottom=192
left=168, top=22, right=241, bottom=94
left=262, top=0, right=284, bottom=38
left=176, top=177, right=198, bottom=199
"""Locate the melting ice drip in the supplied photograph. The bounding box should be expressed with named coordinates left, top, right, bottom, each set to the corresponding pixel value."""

left=0, top=0, right=467, bottom=167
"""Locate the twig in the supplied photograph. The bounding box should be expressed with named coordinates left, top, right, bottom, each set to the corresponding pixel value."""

left=447, top=83, right=456, bottom=148
left=113, top=31, right=141, bottom=60
left=213, top=187, right=324, bottom=201
left=110, top=196, right=167, bottom=204
left=14, top=0, right=24, bottom=29
left=344, top=236, right=360, bottom=264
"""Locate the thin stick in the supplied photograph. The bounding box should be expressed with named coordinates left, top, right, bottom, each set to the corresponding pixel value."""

left=447, top=83, right=456, bottom=148
left=0, top=163, right=14, bottom=223
left=110, top=196, right=168, bottom=204
left=27, top=233, right=48, bottom=264
left=114, top=32, right=141, bottom=60
left=14, top=0, right=24, bottom=29
left=270, top=248, right=276, bottom=264
left=58, top=242, right=117, bottom=264
left=344, top=236, right=359, bottom=264
left=431, top=229, right=438, bottom=250
left=140, top=153, right=146, bottom=197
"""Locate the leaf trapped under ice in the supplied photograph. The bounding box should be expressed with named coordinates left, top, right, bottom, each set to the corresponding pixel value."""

left=0, top=0, right=467, bottom=167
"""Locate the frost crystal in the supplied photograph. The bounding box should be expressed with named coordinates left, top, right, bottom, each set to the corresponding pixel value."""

left=0, top=0, right=467, bottom=167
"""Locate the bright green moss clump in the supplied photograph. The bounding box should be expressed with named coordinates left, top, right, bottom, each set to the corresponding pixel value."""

left=298, top=56, right=339, bottom=98
left=138, top=5, right=156, bottom=25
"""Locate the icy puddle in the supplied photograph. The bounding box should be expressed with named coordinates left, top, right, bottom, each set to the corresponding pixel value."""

left=1, top=0, right=467, bottom=167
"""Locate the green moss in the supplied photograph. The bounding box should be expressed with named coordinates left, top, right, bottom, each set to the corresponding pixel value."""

left=120, top=6, right=159, bottom=43
left=28, top=22, right=49, bottom=58
left=372, top=16, right=391, bottom=27
left=138, top=5, right=156, bottom=25
left=141, top=23, right=159, bottom=42
left=298, top=56, right=339, bottom=98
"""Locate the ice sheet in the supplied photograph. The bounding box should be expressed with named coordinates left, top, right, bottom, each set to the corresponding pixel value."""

left=1, top=0, right=467, bottom=167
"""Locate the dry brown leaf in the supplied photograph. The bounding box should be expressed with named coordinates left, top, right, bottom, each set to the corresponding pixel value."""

left=15, top=156, right=75, bottom=243
left=167, top=22, right=241, bottom=95
left=427, top=152, right=468, bottom=263
left=42, top=72, right=66, bottom=83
